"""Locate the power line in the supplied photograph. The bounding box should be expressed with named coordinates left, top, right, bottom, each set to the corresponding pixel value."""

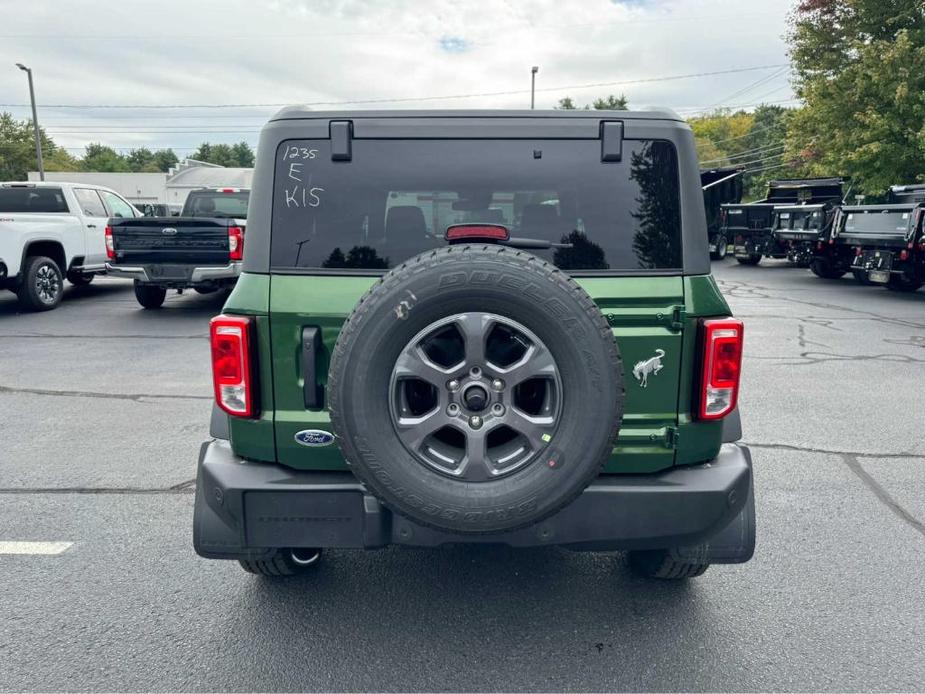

left=0, top=64, right=786, bottom=110
left=705, top=67, right=788, bottom=109
left=676, top=97, right=799, bottom=116
left=699, top=143, right=786, bottom=166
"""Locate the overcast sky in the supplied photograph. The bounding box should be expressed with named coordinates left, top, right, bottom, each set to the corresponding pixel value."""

left=1, top=0, right=796, bottom=156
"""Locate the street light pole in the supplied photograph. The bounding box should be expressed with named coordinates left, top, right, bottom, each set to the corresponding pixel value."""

left=16, top=63, right=44, bottom=181
left=530, top=66, right=539, bottom=109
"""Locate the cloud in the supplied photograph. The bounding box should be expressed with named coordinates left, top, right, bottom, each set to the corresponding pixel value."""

left=0, top=0, right=796, bottom=154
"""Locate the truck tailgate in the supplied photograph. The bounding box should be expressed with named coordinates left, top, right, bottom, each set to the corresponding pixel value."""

left=109, top=217, right=232, bottom=265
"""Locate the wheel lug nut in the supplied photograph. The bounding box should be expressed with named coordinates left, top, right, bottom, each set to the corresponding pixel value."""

left=470, top=367, right=481, bottom=378
left=447, top=379, right=460, bottom=392
left=469, top=415, right=483, bottom=429
left=491, top=379, right=504, bottom=391
left=491, top=403, right=505, bottom=416
left=447, top=404, right=460, bottom=416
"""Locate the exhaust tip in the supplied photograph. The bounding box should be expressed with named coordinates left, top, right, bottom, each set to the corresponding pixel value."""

left=290, top=548, right=322, bottom=566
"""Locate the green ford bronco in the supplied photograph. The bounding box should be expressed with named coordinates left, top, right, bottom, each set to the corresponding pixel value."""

left=194, top=109, right=753, bottom=580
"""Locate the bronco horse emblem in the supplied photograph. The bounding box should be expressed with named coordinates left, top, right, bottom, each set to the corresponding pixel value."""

left=632, top=349, right=666, bottom=388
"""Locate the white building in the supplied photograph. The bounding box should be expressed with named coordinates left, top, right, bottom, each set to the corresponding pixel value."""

left=29, top=159, right=253, bottom=212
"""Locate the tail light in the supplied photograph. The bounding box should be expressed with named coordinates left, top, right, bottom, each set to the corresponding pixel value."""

left=900, top=250, right=909, bottom=261
left=855, top=247, right=862, bottom=256
left=210, top=315, right=256, bottom=417
left=228, top=226, right=244, bottom=261
left=104, top=226, right=114, bottom=260
left=696, top=318, right=744, bottom=421
left=445, top=224, right=509, bottom=243
left=721, top=209, right=727, bottom=225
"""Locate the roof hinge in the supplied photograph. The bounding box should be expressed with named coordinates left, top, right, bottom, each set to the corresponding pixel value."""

left=670, top=305, right=686, bottom=331
left=330, top=120, right=353, bottom=161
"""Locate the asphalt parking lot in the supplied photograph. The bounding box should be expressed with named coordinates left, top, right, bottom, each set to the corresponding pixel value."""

left=1, top=261, right=924, bottom=692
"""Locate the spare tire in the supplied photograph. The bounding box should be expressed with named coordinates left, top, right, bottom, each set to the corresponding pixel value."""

left=328, top=245, right=624, bottom=535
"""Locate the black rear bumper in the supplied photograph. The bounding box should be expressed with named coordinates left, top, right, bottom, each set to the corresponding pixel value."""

left=194, top=440, right=755, bottom=562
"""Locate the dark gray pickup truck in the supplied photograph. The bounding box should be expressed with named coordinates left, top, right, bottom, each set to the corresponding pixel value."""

left=106, top=188, right=249, bottom=308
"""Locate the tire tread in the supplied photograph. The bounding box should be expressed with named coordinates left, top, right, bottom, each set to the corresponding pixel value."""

left=328, top=245, right=623, bottom=535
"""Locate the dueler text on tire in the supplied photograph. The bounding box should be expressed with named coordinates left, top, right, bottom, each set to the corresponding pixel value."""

left=328, top=245, right=624, bottom=535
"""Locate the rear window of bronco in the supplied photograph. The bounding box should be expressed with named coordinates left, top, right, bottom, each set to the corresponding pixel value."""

left=270, top=139, right=681, bottom=272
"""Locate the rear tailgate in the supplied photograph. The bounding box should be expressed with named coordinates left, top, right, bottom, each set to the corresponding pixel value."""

left=269, top=275, right=685, bottom=474
left=109, top=217, right=232, bottom=265
left=835, top=206, right=919, bottom=247
left=722, top=203, right=775, bottom=237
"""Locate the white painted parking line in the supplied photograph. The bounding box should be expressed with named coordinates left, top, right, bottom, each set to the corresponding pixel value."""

left=0, top=541, right=73, bottom=555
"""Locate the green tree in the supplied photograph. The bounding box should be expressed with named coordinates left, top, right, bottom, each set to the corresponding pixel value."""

left=591, top=94, right=628, bottom=110
left=153, top=149, right=179, bottom=172
left=81, top=143, right=130, bottom=172
left=786, top=0, right=925, bottom=194
left=126, top=148, right=158, bottom=172
left=0, top=112, right=79, bottom=179
left=556, top=94, right=629, bottom=110
left=191, top=141, right=255, bottom=167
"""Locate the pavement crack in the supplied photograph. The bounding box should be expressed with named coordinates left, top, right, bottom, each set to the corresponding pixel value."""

left=745, top=441, right=925, bottom=460
left=842, top=454, right=925, bottom=539
left=0, top=384, right=211, bottom=403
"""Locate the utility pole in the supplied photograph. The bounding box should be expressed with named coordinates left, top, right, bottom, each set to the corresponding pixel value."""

left=16, top=63, right=44, bottom=181
left=531, top=66, right=539, bottom=109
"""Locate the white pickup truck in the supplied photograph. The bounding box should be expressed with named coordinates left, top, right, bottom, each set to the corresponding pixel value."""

left=0, top=181, right=141, bottom=311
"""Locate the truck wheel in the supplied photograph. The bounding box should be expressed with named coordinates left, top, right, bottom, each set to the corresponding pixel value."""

left=66, top=271, right=94, bottom=286
left=328, top=245, right=624, bottom=535
left=810, top=259, right=846, bottom=279
left=852, top=270, right=874, bottom=286
left=239, top=548, right=322, bottom=576
left=886, top=274, right=923, bottom=293
left=710, top=235, right=727, bottom=261
left=17, top=256, right=64, bottom=311
left=628, top=550, right=709, bottom=579
left=133, top=281, right=167, bottom=309
left=736, top=255, right=761, bottom=266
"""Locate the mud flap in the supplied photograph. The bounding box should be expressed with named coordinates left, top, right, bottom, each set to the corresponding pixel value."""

left=668, top=465, right=756, bottom=565
left=192, top=442, right=275, bottom=561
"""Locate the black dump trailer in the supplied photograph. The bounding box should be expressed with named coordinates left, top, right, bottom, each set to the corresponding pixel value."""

left=723, top=177, right=844, bottom=266
left=701, top=167, right=744, bottom=260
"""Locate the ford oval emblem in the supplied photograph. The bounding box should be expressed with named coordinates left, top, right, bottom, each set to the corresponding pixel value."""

left=294, top=429, right=336, bottom=447
left=161, top=227, right=178, bottom=236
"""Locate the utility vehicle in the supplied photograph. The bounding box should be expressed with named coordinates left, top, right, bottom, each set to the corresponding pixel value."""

left=194, top=109, right=753, bottom=580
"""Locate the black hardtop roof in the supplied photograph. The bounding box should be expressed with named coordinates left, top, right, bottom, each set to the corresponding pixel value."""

left=269, top=107, right=685, bottom=123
